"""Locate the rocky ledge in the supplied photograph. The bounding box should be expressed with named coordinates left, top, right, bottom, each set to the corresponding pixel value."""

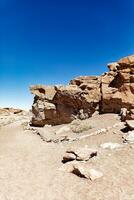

left=0, top=108, right=24, bottom=115
left=30, top=55, right=134, bottom=126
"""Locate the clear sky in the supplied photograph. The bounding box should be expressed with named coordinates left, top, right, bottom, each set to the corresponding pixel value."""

left=0, top=0, right=134, bottom=109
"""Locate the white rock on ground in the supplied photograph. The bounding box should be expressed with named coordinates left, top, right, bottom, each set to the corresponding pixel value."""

left=123, top=131, right=134, bottom=143
left=120, top=108, right=128, bottom=121
left=100, top=142, right=123, bottom=150
left=87, top=168, right=103, bottom=181
left=73, top=163, right=103, bottom=180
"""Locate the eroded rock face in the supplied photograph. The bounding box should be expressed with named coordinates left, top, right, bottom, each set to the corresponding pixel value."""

left=101, top=55, right=134, bottom=119
left=30, top=76, right=101, bottom=126
left=30, top=55, right=134, bottom=126
left=0, top=108, right=23, bottom=115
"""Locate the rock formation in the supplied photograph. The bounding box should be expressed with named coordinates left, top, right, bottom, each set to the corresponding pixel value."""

left=30, top=55, right=134, bottom=126
left=30, top=77, right=101, bottom=126
left=101, top=55, right=134, bottom=116
left=0, top=108, right=23, bottom=115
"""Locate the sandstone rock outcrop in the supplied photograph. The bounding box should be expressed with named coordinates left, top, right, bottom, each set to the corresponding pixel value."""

left=101, top=55, right=134, bottom=116
left=0, top=108, right=23, bottom=115
left=30, top=55, right=134, bottom=126
left=30, top=76, right=101, bottom=126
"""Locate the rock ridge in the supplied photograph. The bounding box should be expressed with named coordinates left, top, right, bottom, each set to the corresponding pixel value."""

left=30, top=55, right=134, bottom=126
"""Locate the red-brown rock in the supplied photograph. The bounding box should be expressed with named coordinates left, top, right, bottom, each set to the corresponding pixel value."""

left=30, top=54, right=134, bottom=126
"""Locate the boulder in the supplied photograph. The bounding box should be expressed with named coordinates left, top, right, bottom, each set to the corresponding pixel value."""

left=101, top=55, right=134, bottom=118
left=30, top=76, right=101, bottom=126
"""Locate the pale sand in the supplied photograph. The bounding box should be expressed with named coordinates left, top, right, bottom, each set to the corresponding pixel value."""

left=0, top=115, right=134, bottom=200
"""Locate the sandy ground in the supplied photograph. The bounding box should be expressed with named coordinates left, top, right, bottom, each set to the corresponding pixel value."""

left=0, top=114, right=134, bottom=200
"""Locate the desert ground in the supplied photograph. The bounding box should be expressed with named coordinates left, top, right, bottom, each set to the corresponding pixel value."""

left=0, top=111, right=134, bottom=200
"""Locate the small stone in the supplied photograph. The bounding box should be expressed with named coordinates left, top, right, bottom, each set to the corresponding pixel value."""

left=72, top=163, right=103, bottom=180
left=66, top=147, right=97, bottom=161
left=126, top=120, right=134, bottom=130
left=123, top=131, right=134, bottom=143
left=87, top=168, right=103, bottom=181
left=63, top=153, right=76, bottom=162
left=96, top=128, right=107, bottom=134
left=45, top=124, right=52, bottom=127
left=100, top=142, right=122, bottom=150
left=120, top=108, right=128, bottom=121
left=59, top=162, right=103, bottom=180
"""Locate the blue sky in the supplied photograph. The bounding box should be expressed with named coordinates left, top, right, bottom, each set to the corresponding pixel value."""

left=0, top=0, right=134, bottom=109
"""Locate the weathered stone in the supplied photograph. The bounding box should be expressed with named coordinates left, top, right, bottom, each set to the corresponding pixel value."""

left=107, top=62, right=119, bottom=71
left=31, top=101, right=57, bottom=127
left=66, top=147, right=97, bottom=161
left=101, top=55, right=134, bottom=117
left=0, top=108, right=23, bottom=115
left=118, top=55, right=134, bottom=67
left=63, top=153, right=76, bottom=162
left=30, top=85, right=56, bottom=100
left=100, top=142, right=122, bottom=150
left=59, top=162, right=103, bottom=180
left=86, top=168, right=103, bottom=181
left=30, top=76, right=101, bottom=126
left=30, top=54, right=134, bottom=126
left=126, top=120, right=134, bottom=130
left=123, top=131, right=134, bottom=143
left=120, top=108, right=128, bottom=121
